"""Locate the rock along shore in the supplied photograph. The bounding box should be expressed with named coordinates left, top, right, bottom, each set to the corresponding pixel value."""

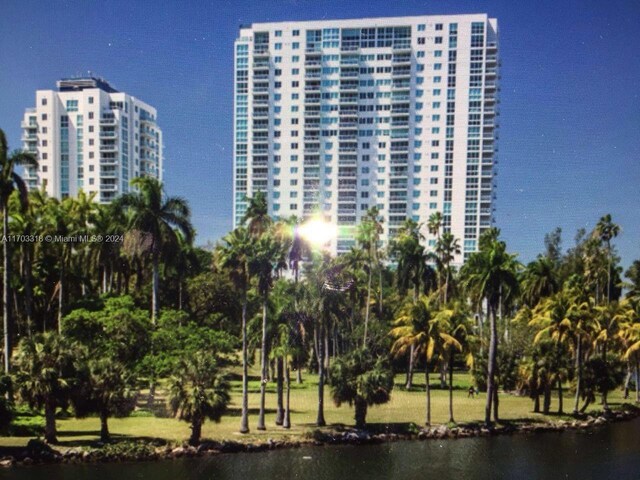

left=1, top=405, right=638, bottom=468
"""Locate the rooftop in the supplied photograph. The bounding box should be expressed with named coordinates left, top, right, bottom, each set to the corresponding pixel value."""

left=57, top=77, right=118, bottom=93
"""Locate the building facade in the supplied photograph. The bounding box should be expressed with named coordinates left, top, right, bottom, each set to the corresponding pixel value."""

left=233, top=14, right=499, bottom=262
left=22, top=77, right=162, bottom=203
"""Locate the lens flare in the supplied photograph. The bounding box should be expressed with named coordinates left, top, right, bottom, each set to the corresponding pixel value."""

left=297, top=217, right=337, bottom=248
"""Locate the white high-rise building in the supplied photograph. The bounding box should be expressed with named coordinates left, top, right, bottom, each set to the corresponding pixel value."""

left=21, top=77, right=162, bottom=203
left=233, top=14, right=499, bottom=262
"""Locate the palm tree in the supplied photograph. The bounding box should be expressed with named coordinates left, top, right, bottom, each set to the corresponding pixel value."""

left=390, top=295, right=460, bottom=426
left=82, top=360, right=136, bottom=442
left=521, top=256, right=560, bottom=307
left=436, top=302, right=473, bottom=423
left=250, top=231, right=286, bottom=430
left=329, top=348, right=394, bottom=428
left=272, top=322, right=295, bottom=428
left=594, top=214, right=620, bottom=305
left=0, top=129, right=37, bottom=373
left=13, top=333, right=75, bottom=443
left=435, top=232, right=461, bottom=305
left=594, top=300, right=629, bottom=408
left=356, top=207, right=383, bottom=347
left=427, top=211, right=443, bottom=298
left=168, top=352, right=230, bottom=445
left=118, top=177, right=193, bottom=324
left=529, top=290, right=579, bottom=414
left=389, top=219, right=428, bottom=389
left=218, top=227, right=254, bottom=433
left=242, top=191, right=271, bottom=238
left=621, top=300, right=640, bottom=403
left=460, top=230, right=519, bottom=424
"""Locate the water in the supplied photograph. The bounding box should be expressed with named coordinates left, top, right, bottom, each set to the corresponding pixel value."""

left=2, top=419, right=639, bottom=480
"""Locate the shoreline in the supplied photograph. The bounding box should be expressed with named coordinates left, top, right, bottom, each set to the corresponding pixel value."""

left=1, top=404, right=638, bottom=468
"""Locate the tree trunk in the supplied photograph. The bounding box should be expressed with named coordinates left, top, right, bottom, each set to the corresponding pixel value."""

left=543, top=385, right=551, bottom=414
left=178, top=281, right=183, bottom=311
left=573, top=336, right=582, bottom=415
left=296, top=358, right=303, bottom=384
left=24, top=246, right=33, bottom=337
left=636, top=360, right=639, bottom=404
left=57, top=259, right=64, bottom=334
left=324, top=327, right=330, bottom=373
left=100, top=410, right=110, bottom=443
left=275, top=357, right=284, bottom=426
left=102, top=267, right=108, bottom=294
left=425, top=364, right=431, bottom=426
left=602, top=342, right=609, bottom=409
left=151, top=255, right=159, bottom=325
left=316, top=322, right=326, bottom=427
left=558, top=379, right=563, bottom=414
left=444, top=269, right=449, bottom=305
left=189, top=418, right=202, bottom=446
left=405, top=344, right=415, bottom=389
left=44, top=401, right=57, bottom=444
left=485, top=303, right=498, bottom=424
left=363, top=263, right=372, bottom=347
left=623, top=362, right=631, bottom=399
left=448, top=353, right=454, bottom=423
left=283, top=359, right=291, bottom=429
left=493, top=386, right=500, bottom=422
left=240, top=296, right=250, bottom=434
left=378, top=265, right=383, bottom=317
left=533, top=393, right=540, bottom=413
left=439, top=361, right=447, bottom=389
left=146, top=381, right=156, bottom=409
left=580, top=397, right=591, bottom=414
left=2, top=203, right=10, bottom=374
left=354, top=398, right=367, bottom=429
left=257, top=297, right=268, bottom=431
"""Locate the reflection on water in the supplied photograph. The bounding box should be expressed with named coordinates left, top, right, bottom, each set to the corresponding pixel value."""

left=2, top=419, right=639, bottom=480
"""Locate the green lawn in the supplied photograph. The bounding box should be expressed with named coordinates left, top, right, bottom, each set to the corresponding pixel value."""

left=0, top=367, right=632, bottom=448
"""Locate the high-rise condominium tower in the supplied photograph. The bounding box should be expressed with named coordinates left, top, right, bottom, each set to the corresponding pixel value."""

left=233, top=14, right=499, bottom=262
left=22, top=77, right=162, bottom=203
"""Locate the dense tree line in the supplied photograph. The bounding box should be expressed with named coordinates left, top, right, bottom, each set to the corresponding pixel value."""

left=1, top=128, right=639, bottom=445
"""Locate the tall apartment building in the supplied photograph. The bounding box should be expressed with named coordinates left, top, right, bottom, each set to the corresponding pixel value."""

left=21, top=77, right=162, bottom=203
left=234, top=14, right=499, bottom=262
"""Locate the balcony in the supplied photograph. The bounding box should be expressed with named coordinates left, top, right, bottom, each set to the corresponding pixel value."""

left=100, top=130, right=117, bottom=138
left=99, top=142, right=118, bottom=152
left=100, top=116, right=116, bottom=125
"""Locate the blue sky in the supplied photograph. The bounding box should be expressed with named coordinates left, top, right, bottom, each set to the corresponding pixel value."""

left=1, top=0, right=638, bottom=267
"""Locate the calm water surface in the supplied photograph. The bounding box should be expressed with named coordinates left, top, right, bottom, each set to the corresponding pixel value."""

left=1, top=419, right=639, bottom=480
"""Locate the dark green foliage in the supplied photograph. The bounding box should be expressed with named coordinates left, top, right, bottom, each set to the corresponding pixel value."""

left=330, top=349, right=394, bottom=428
left=168, top=352, right=231, bottom=445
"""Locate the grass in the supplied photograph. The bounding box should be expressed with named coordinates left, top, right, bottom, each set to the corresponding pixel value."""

left=0, top=366, right=632, bottom=448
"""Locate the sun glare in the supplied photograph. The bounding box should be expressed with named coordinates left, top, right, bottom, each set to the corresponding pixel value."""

left=297, top=217, right=337, bottom=248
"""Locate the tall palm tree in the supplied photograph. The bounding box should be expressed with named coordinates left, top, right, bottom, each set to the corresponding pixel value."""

left=594, top=300, right=629, bottom=408
left=621, top=300, right=640, bottom=403
left=436, top=301, right=473, bottom=423
left=390, top=295, right=460, bottom=426
left=389, top=219, right=428, bottom=389
left=356, top=207, right=383, bottom=347
left=242, top=191, right=271, bottom=238
left=250, top=231, right=286, bottom=430
left=460, top=230, right=519, bottom=424
left=118, top=177, right=192, bottom=324
left=529, top=290, right=580, bottom=414
left=435, top=232, right=461, bottom=305
left=218, top=227, right=254, bottom=433
left=521, top=256, right=560, bottom=307
left=0, top=129, right=37, bottom=373
left=594, top=214, right=620, bottom=305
